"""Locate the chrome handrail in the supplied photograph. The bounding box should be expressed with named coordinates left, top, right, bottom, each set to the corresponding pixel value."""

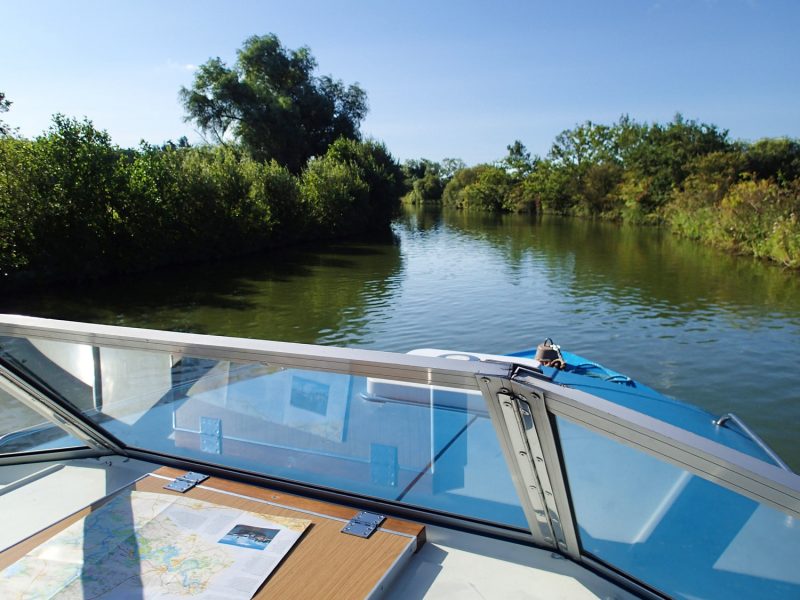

left=0, top=314, right=510, bottom=390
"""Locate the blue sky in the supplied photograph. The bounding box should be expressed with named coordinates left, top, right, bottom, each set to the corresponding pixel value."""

left=2, top=0, right=798, bottom=164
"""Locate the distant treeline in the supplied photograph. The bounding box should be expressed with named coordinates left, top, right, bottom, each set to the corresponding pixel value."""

left=0, top=35, right=404, bottom=288
left=402, top=115, right=800, bottom=268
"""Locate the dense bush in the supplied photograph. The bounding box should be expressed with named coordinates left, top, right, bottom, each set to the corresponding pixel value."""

left=301, top=152, right=369, bottom=234
left=431, top=115, right=800, bottom=266
left=402, top=173, right=445, bottom=205
left=443, top=165, right=498, bottom=210
left=400, top=158, right=466, bottom=206
left=322, top=138, right=404, bottom=230
left=441, top=164, right=534, bottom=213
left=670, top=177, right=800, bottom=267
left=0, top=116, right=125, bottom=279
left=0, top=117, right=402, bottom=287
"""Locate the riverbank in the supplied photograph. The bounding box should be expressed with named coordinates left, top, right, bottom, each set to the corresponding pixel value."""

left=402, top=117, right=800, bottom=268
left=0, top=117, right=403, bottom=290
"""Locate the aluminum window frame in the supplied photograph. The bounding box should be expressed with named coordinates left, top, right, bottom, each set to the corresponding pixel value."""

left=2, top=314, right=800, bottom=598
left=512, top=370, right=800, bottom=519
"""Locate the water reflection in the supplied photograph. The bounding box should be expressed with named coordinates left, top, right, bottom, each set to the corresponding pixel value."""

left=1, top=208, right=798, bottom=469
left=426, top=209, right=800, bottom=319
left=393, top=208, right=800, bottom=468
left=0, top=233, right=405, bottom=346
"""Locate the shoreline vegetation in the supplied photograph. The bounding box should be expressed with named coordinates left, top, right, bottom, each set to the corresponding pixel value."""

left=0, top=125, right=402, bottom=289
left=402, top=117, right=800, bottom=268
left=1, top=35, right=798, bottom=290
left=0, top=36, right=403, bottom=290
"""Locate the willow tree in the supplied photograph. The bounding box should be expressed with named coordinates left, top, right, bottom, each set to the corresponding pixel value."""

left=180, top=34, right=368, bottom=173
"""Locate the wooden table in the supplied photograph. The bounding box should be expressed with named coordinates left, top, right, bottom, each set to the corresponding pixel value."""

left=0, top=466, right=425, bottom=599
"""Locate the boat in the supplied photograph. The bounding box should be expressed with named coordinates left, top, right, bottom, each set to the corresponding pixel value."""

left=0, top=314, right=798, bottom=599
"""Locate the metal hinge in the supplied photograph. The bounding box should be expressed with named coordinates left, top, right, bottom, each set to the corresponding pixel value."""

left=341, top=511, right=386, bottom=538
left=164, top=471, right=210, bottom=493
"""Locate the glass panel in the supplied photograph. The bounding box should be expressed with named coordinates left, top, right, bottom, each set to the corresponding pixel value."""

left=557, top=416, right=800, bottom=599
left=547, top=363, right=786, bottom=466
left=0, top=335, right=526, bottom=528
left=0, top=385, right=84, bottom=453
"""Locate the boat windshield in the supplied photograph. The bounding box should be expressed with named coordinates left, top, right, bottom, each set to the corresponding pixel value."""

left=0, top=383, right=84, bottom=453
left=0, top=333, right=526, bottom=529
left=1, top=316, right=798, bottom=600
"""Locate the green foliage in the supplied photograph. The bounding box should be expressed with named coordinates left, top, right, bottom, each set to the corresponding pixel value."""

left=243, top=158, right=302, bottom=243
left=0, top=136, right=32, bottom=273
left=441, top=164, right=532, bottom=212
left=301, top=153, right=369, bottom=235
left=764, top=211, right=800, bottom=268
left=442, top=165, right=488, bottom=209
left=417, top=173, right=445, bottom=199
left=504, top=180, right=537, bottom=213
left=180, top=34, right=367, bottom=172
left=401, top=158, right=439, bottom=184
left=402, top=173, right=445, bottom=205
left=502, top=140, right=533, bottom=178
left=318, top=137, right=403, bottom=231
left=669, top=173, right=800, bottom=267
left=575, top=162, right=624, bottom=216
left=744, top=138, right=800, bottom=183
left=437, top=116, right=799, bottom=266
left=400, top=157, right=464, bottom=205
left=550, top=121, right=618, bottom=168
left=0, top=92, right=11, bottom=136
left=523, top=159, right=573, bottom=214
left=616, top=171, right=656, bottom=223
left=461, top=167, right=514, bottom=211
left=440, top=158, right=466, bottom=180
left=537, top=114, right=732, bottom=216
left=0, top=115, right=126, bottom=278
left=0, top=117, right=401, bottom=287
left=621, top=114, right=732, bottom=212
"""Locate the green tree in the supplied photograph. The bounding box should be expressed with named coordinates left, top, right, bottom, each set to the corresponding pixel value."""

left=442, top=165, right=486, bottom=208
left=2, top=115, right=126, bottom=278
left=0, top=92, right=11, bottom=136
left=502, top=140, right=533, bottom=178
left=401, top=158, right=446, bottom=204
left=524, top=159, right=574, bottom=214
left=441, top=164, right=517, bottom=211
left=622, top=114, right=731, bottom=212
left=180, top=34, right=368, bottom=172
left=744, top=137, right=800, bottom=183
left=547, top=121, right=621, bottom=214
left=549, top=121, right=617, bottom=168
left=322, top=137, right=404, bottom=228
left=440, top=158, right=466, bottom=181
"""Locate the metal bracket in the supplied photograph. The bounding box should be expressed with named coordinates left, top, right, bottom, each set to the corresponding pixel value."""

left=508, top=378, right=581, bottom=560
left=341, top=511, right=385, bottom=538
left=200, top=417, right=222, bottom=454
left=513, top=393, right=569, bottom=553
left=164, top=471, right=209, bottom=493
left=498, top=389, right=559, bottom=547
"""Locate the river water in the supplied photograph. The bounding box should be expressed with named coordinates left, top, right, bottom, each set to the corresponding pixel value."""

left=2, top=207, right=799, bottom=468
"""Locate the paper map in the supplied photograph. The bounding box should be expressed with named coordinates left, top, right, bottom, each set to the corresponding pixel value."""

left=0, top=490, right=310, bottom=599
